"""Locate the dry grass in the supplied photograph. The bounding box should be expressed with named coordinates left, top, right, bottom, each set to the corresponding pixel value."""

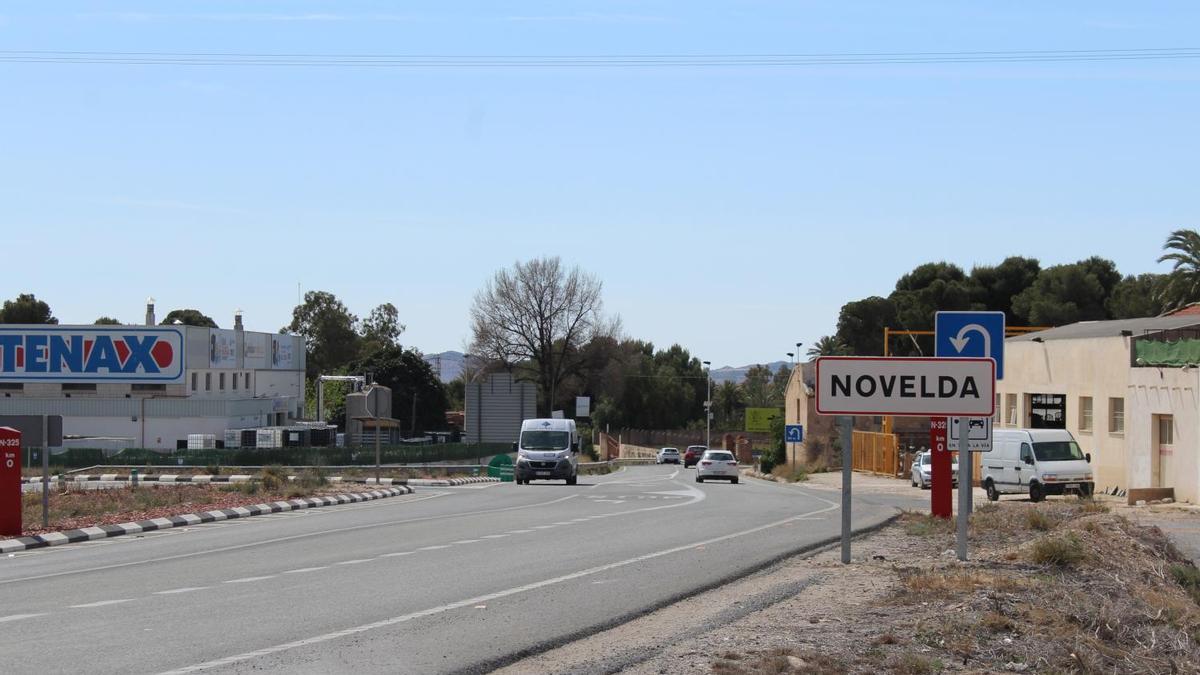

left=886, top=652, right=942, bottom=674
left=1027, top=533, right=1086, bottom=566
left=710, top=648, right=848, bottom=675
left=901, top=511, right=954, bottom=537
left=897, top=568, right=1023, bottom=600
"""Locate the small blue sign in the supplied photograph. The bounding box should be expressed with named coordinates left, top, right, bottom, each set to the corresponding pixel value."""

left=935, top=311, right=1006, bottom=380
left=785, top=424, right=804, bottom=443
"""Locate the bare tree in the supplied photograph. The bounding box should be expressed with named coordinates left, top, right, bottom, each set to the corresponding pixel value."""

left=470, top=257, right=615, bottom=415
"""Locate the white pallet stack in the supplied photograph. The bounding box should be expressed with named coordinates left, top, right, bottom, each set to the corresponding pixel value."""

left=187, top=434, right=217, bottom=450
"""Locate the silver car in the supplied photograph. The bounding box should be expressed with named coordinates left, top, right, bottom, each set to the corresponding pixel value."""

left=695, top=450, right=739, bottom=484
left=910, top=451, right=958, bottom=489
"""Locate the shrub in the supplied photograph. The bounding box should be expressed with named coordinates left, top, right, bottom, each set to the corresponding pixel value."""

left=1029, top=533, right=1086, bottom=566
left=205, top=463, right=221, bottom=476
left=296, top=466, right=327, bottom=489
left=1025, top=509, right=1054, bottom=531
left=260, top=465, right=289, bottom=491
left=760, top=456, right=776, bottom=474
left=1171, top=564, right=1200, bottom=604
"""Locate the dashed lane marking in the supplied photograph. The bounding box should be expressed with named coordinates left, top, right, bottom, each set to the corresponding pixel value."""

left=154, top=587, right=208, bottom=595
left=70, top=599, right=135, bottom=609
left=225, top=576, right=276, bottom=584
left=0, top=613, right=47, bottom=623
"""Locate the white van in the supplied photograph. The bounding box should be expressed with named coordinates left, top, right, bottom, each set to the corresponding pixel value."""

left=513, top=418, right=580, bottom=485
left=982, top=428, right=1094, bottom=502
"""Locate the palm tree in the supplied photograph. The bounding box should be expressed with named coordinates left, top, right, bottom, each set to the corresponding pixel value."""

left=807, top=335, right=850, bottom=358
left=1158, top=229, right=1200, bottom=312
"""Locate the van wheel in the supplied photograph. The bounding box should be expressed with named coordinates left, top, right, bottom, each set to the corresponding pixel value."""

left=985, top=480, right=999, bottom=502
left=566, top=475, right=577, bottom=486
left=1029, top=482, right=1046, bottom=503
left=731, top=477, right=739, bottom=484
left=696, top=476, right=704, bottom=483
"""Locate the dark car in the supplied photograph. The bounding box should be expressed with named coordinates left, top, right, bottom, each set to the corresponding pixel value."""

left=684, top=445, right=708, bottom=468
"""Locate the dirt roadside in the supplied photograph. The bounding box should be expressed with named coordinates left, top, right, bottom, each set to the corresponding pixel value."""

left=496, top=499, right=1200, bottom=674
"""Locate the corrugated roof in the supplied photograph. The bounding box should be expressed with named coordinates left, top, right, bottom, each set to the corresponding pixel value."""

left=1168, top=303, right=1200, bottom=316
left=1009, top=316, right=1200, bottom=342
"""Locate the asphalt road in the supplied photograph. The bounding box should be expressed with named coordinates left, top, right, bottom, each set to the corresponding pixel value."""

left=0, top=466, right=921, bottom=674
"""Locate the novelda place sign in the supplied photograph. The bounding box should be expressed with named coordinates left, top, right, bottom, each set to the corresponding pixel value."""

left=815, top=357, right=995, bottom=417
left=0, top=327, right=185, bottom=383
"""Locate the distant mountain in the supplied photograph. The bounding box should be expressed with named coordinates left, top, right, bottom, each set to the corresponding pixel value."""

left=709, top=360, right=792, bottom=385
left=423, top=351, right=466, bottom=383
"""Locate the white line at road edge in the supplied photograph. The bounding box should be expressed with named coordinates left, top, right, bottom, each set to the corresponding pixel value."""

left=0, top=613, right=47, bottom=623
left=159, top=493, right=839, bottom=674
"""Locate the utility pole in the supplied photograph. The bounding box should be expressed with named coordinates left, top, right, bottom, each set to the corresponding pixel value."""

left=702, top=361, right=712, bottom=448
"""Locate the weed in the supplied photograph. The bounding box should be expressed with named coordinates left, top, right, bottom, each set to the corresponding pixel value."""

left=1029, top=533, right=1086, bottom=566
left=1078, top=499, right=1110, bottom=514
left=875, top=632, right=899, bottom=645
left=903, top=512, right=954, bottom=537
left=260, top=465, right=289, bottom=491
left=980, top=611, right=1014, bottom=633
left=296, top=467, right=327, bottom=489
left=1171, top=564, right=1200, bottom=605
left=205, top=463, right=221, bottom=476
left=1025, top=509, right=1054, bottom=531
left=887, top=652, right=940, bottom=675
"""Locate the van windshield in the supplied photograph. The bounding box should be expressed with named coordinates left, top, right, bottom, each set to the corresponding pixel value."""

left=521, top=431, right=569, bottom=450
left=1033, top=441, right=1085, bottom=462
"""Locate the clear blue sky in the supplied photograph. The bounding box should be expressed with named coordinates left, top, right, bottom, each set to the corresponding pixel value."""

left=3, top=2, right=1198, bottom=368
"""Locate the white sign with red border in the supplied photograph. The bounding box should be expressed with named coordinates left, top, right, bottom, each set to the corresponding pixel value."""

left=815, top=357, right=995, bottom=417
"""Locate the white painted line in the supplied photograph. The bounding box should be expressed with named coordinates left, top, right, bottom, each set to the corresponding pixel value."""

left=0, top=613, right=47, bottom=623
left=506, top=529, right=534, bottom=534
left=531, top=526, right=555, bottom=530
left=335, top=559, right=372, bottom=566
left=553, top=522, right=573, bottom=526
left=480, top=534, right=508, bottom=539
left=225, top=576, right=276, bottom=584
left=71, top=599, right=135, bottom=609
left=451, top=540, right=480, bottom=545
left=379, top=552, right=413, bottom=558
left=159, top=493, right=840, bottom=674
left=417, top=545, right=450, bottom=551
left=282, top=567, right=329, bottom=574
left=154, top=587, right=208, bottom=595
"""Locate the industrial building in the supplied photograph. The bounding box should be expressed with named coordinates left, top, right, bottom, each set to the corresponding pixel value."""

left=0, top=301, right=306, bottom=450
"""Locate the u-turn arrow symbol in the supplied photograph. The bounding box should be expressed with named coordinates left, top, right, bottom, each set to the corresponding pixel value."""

left=949, top=323, right=991, bottom=356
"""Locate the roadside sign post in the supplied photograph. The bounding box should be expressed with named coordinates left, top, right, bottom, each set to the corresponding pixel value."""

left=956, top=416, right=970, bottom=561
left=929, top=417, right=952, bottom=519
left=785, top=425, right=803, bottom=469
left=0, top=427, right=20, bottom=537
left=41, top=415, right=49, bottom=528
left=838, top=416, right=852, bottom=564
left=816, top=356, right=995, bottom=563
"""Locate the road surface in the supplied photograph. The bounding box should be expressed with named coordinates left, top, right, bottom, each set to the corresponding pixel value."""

left=0, top=466, right=919, bottom=674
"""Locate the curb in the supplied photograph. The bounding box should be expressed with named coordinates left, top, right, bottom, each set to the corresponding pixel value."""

left=0, top=486, right=413, bottom=554
left=406, top=477, right=500, bottom=487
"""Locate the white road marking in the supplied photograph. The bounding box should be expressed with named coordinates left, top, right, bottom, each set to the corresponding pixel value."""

left=417, top=545, right=450, bottom=551
left=531, top=526, right=555, bottom=530
left=71, top=599, right=135, bottom=609
left=159, top=493, right=840, bottom=674
left=225, top=576, right=276, bottom=584
left=154, top=587, right=208, bottom=595
left=1, top=492, right=580, bottom=586
left=0, top=613, right=47, bottom=623
left=335, top=559, right=372, bottom=566
left=552, top=522, right=573, bottom=526
left=481, top=534, right=508, bottom=539
left=505, top=529, right=534, bottom=534
left=451, top=540, right=480, bottom=545
left=379, top=552, right=413, bottom=558
left=282, top=566, right=329, bottom=574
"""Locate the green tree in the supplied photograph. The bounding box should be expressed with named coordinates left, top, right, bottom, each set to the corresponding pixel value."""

left=835, top=296, right=897, bottom=356
left=0, top=293, right=57, bottom=324
left=1107, top=274, right=1166, bottom=319
left=161, top=309, right=217, bottom=328
left=284, top=291, right=361, bottom=379
left=712, top=380, right=745, bottom=430
left=352, top=345, right=448, bottom=435
left=361, top=302, right=405, bottom=353
left=1157, top=229, right=1200, bottom=312
left=890, top=262, right=978, bottom=336
left=807, top=335, right=849, bottom=358
left=1011, top=260, right=1116, bottom=326
left=93, top=316, right=122, bottom=325
left=969, top=256, right=1041, bottom=324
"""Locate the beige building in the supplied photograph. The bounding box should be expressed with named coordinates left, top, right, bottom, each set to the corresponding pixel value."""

left=999, top=316, right=1200, bottom=502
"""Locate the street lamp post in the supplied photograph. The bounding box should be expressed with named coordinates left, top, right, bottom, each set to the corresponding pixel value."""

left=702, top=360, right=712, bottom=449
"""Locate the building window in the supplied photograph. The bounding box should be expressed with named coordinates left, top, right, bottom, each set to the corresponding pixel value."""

left=1109, top=397, right=1125, bottom=434
left=1158, top=415, right=1174, bottom=445
left=1028, top=393, right=1066, bottom=429
left=232, top=373, right=238, bottom=390
left=191, top=372, right=198, bottom=392
left=993, top=394, right=1001, bottom=425
left=62, top=383, right=97, bottom=392
left=1079, top=396, right=1093, bottom=433
left=245, top=373, right=251, bottom=389
left=219, top=373, right=226, bottom=390
left=132, top=384, right=166, bottom=392
left=205, top=373, right=212, bottom=391
left=0, top=383, right=22, bottom=391
left=1005, top=394, right=1017, bottom=427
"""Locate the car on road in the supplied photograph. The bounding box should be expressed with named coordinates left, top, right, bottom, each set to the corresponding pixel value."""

left=696, top=450, right=739, bottom=483
left=656, top=447, right=680, bottom=464
left=684, top=445, right=708, bottom=468
left=513, top=418, right=580, bottom=485
left=910, top=451, right=958, bottom=489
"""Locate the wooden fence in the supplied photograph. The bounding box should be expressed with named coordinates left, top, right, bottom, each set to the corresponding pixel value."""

left=852, top=431, right=903, bottom=477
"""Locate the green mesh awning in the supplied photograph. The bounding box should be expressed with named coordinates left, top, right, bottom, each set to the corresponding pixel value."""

left=1135, top=339, right=1200, bottom=366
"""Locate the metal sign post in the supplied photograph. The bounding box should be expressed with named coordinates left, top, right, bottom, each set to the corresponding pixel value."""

left=930, top=417, right=952, bottom=519
left=956, top=416, right=971, bottom=560
left=839, top=416, right=852, bottom=564
left=41, top=415, right=49, bottom=529
left=0, top=427, right=21, bottom=537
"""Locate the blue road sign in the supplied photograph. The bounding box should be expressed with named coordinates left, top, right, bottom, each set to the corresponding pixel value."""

left=785, top=424, right=804, bottom=443
left=935, top=311, right=1006, bottom=380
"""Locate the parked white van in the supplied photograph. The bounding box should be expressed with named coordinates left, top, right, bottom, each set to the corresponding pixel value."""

left=982, top=428, right=1094, bottom=502
left=513, top=418, right=580, bottom=485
